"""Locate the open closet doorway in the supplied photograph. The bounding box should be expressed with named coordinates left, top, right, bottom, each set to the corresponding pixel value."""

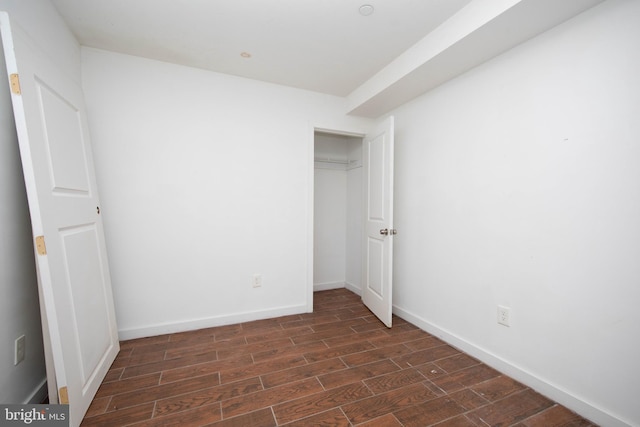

left=313, top=131, right=364, bottom=296
left=310, top=116, right=394, bottom=326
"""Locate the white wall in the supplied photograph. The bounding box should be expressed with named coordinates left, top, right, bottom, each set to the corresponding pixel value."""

left=80, top=48, right=373, bottom=339
left=0, top=0, right=80, bottom=403
left=390, top=1, right=640, bottom=426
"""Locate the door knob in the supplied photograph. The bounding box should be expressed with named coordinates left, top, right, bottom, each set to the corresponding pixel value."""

left=380, top=229, right=389, bottom=235
left=391, top=229, right=397, bottom=235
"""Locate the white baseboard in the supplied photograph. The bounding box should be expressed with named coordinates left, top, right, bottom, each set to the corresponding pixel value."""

left=118, top=303, right=308, bottom=340
left=25, top=378, right=48, bottom=404
left=345, top=281, right=361, bottom=296
left=392, top=305, right=632, bottom=427
left=313, top=281, right=346, bottom=292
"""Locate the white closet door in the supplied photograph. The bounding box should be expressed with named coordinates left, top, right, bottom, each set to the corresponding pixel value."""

left=362, top=116, right=395, bottom=327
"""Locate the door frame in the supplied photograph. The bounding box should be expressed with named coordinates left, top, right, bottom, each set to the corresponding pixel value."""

left=307, top=124, right=367, bottom=313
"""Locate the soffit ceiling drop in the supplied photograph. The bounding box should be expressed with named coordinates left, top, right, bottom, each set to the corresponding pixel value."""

left=51, top=0, right=604, bottom=118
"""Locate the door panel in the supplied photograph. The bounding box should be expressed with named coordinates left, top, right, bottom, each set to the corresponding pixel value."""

left=366, top=237, right=384, bottom=297
left=61, top=225, right=112, bottom=386
left=39, top=80, right=91, bottom=194
left=1, top=15, right=119, bottom=426
left=368, top=136, right=385, bottom=219
left=362, top=116, right=394, bottom=327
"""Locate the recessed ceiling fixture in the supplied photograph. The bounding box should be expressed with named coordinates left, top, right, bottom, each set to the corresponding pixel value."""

left=240, top=52, right=252, bottom=58
left=359, top=4, right=374, bottom=16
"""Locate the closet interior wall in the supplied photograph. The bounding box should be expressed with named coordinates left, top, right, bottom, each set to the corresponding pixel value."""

left=313, top=132, right=363, bottom=294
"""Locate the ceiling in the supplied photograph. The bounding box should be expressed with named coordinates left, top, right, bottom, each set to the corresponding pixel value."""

left=50, top=0, right=604, bottom=117
left=51, top=0, right=472, bottom=97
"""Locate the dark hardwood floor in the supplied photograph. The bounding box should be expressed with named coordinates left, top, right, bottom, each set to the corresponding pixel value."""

left=81, top=288, right=596, bottom=426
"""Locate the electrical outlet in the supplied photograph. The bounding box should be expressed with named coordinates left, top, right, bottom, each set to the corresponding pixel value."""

left=497, top=305, right=511, bottom=327
left=14, top=335, right=26, bottom=365
left=252, top=274, right=262, bottom=288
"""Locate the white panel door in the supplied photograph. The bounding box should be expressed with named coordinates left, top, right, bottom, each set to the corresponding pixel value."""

left=362, top=116, right=395, bottom=327
left=1, top=15, right=119, bottom=426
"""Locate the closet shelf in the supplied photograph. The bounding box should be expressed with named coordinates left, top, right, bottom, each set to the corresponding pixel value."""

left=314, top=157, right=362, bottom=171
left=314, top=157, right=349, bottom=165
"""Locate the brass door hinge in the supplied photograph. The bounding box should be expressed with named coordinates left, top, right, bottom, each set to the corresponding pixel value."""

left=35, top=235, right=47, bottom=255
left=59, top=386, right=69, bottom=404
left=10, top=73, right=21, bottom=94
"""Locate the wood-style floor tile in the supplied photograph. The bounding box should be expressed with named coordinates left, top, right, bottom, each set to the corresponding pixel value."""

left=318, top=360, right=399, bottom=390
left=431, top=363, right=502, bottom=393
left=415, top=362, right=448, bottom=379
left=153, top=377, right=262, bottom=417
left=340, top=344, right=413, bottom=367
left=355, top=413, right=404, bottom=427
left=164, top=337, right=247, bottom=360
left=221, top=378, right=323, bottom=418
left=160, top=354, right=253, bottom=384
left=290, top=327, right=356, bottom=345
left=108, top=373, right=220, bottom=411
left=84, top=397, right=111, bottom=418
left=206, top=325, right=243, bottom=342
left=471, top=375, right=526, bottom=402
left=216, top=337, right=291, bottom=360
left=111, top=350, right=166, bottom=369
left=131, top=403, right=221, bottom=427
left=518, top=404, right=596, bottom=426
left=280, top=408, right=351, bottom=427
left=322, top=328, right=388, bottom=347
left=363, top=367, right=426, bottom=394
left=280, top=314, right=339, bottom=329
left=273, top=382, right=372, bottom=424
left=303, top=340, right=374, bottom=363
left=127, top=342, right=171, bottom=356
left=220, top=355, right=307, bottom=384
left=81, top=402, right=154, bottom=426
left=262, top=358, right=347, bottom=389
left=448, top=388, right=490, bottom=410
left=82, top=289, right=597, bottom=427
left=102, top=367, right=124, bottom=383
left=430, top=415, right=478, bottom=427
left=341, top=382, right=439, bottom=424
left=204, top=408, right=276, bottom=427
left=434, top=352, right=482, bottom=373
left=393, top=396, right=467, bottom=427
left=251, top=340, right=327, bottom=363
left=245, top=326, right=313, bottom=344
left=351, top=321, right=387, bottom=333
left=392, top=344, right=461, bottom=368
left=121, top=350, right=219, bottom=379
left=466, top=388, right=554, bottom=426
left=368, top=329, right=430, bottom=348
left=121, top=334, right=169, bottom=349
left=94, top=372, right=161, bottom=398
